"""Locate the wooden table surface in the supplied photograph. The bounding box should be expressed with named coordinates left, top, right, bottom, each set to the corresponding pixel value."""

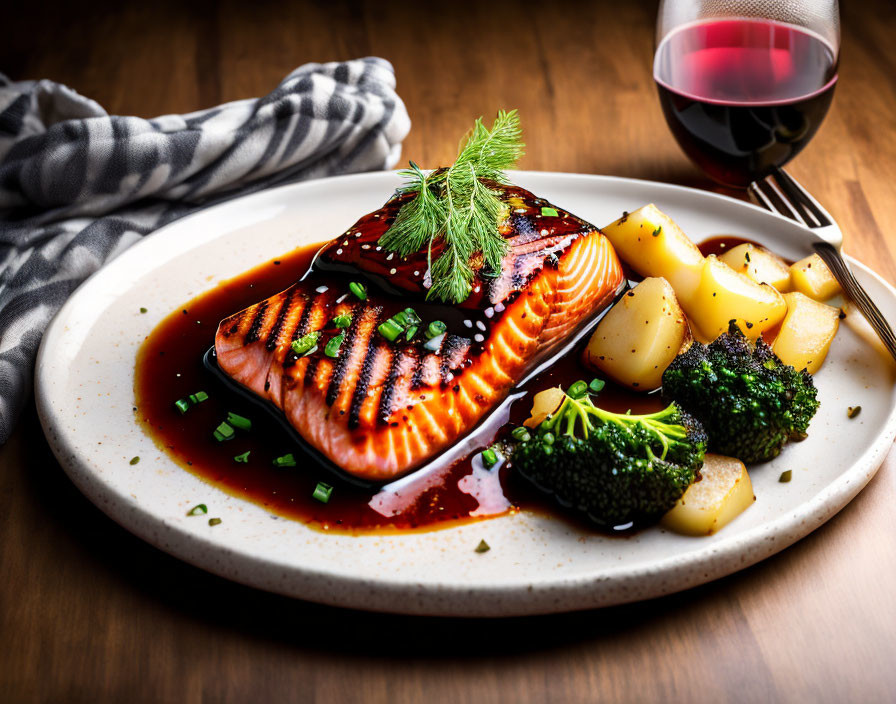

left=3, top=1, right=895, bottom=701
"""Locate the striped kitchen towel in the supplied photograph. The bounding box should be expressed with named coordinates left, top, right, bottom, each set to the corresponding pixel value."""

left=0, top=57, right=411, bottom=443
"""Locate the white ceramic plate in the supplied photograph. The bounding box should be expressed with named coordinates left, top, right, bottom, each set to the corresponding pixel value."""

left=35, top=171, right=896, bottom=616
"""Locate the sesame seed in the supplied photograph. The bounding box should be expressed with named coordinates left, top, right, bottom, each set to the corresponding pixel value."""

left=389, top=268, right=397, bottom=275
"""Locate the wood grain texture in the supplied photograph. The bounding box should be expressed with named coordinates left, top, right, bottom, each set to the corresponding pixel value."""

left=2, top=0, right=896, bottom=701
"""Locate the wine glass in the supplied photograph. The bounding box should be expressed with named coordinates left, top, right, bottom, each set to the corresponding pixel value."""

left=654, top=0, right=840, bottom=188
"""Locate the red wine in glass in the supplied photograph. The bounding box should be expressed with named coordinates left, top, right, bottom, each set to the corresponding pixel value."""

left=654, top=18, right=838, bottom=187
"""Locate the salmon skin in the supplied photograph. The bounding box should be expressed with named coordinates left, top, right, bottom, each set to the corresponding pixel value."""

left=215, top=183, right=625, bottom=482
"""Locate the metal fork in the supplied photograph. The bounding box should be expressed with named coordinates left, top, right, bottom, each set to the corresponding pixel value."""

left=748, top=167, right=896, bottom=362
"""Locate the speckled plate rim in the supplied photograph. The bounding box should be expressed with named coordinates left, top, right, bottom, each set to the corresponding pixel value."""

left=34, top=170, right=896, bottom=616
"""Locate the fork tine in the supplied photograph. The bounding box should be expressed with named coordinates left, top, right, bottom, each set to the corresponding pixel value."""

left=748, top=180, right=778, bottom=214
left=773, top=168, right=831, bottom=227
left=756, top=177, right=811, bottom=227
left=770, top=170, right=822, bottom=227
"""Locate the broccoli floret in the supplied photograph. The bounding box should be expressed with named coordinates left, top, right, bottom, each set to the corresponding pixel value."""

left=662, top=322, right=819, bottom=464
left=510, top=381, right=707, bottom=529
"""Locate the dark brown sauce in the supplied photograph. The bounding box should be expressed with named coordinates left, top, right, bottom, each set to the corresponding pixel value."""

left=697, top=235, right=754, bottom=258
left=135, top=244, right=654, bottom=535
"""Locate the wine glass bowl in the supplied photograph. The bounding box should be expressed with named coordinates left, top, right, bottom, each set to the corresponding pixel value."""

left=654, top=1, right=840, bottom=188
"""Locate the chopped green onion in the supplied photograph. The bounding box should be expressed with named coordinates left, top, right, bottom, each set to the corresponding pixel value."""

left=187, top=504, right=207, bottom=516
left=652, top=226, right=662, bottom=237
left=475, top=539, right=491, bottom=553
left=425, top=320, right=447, bottom=340
left=332, top=313, right=352, bottom=329
left=511, top=427, right=531, bottom=443
left=481, top=448, right=498, bottom=468
left=208, top=517, right=222, bottom=526
left=312, top=481, right=334, bottom=503
left=129, top=456, right=140, bottom=465
left=292, top=331, right=321, bottom=356
left=189, top=390, right=209, bottom=404
left=174, top=398, right=190, bottom=414
left=423, top=333, right=445, bottom=352
left=213, top=422, right=235, bottom=442
left=325, top=333, right=345, bottom=358
left=542, top=432, right=555, bottom=446
left=541, top=206, right=559, bottom=217
left=779, top=470, right=792, bottom=483
left=233, top=451, right=250, bottom=463
left=273, top=453, right=297, bottom=468
left=401, top=307, right=422, bottom=325
left=567, top=380, right=588, bottom=399
left=378, top=318, right=404, bottom=342
left=139, top=307, right=148, bottom=314
left=588, top=378, right=606, bottom=395
left=349, top=281, right=367, bottom=301
left=405, top=325, right=419, bottom=341
left=226, top=412, right=252, bottom=431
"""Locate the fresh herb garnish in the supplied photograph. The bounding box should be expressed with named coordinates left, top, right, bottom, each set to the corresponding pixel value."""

left=129, top=456, right=140, bottom=465
left=273, top=453, right=297, bottom=468
left=332, top=313, right=352, bottom=329
left=511, top=426, right=531, bottom=442
left=425, top=320, right=447, bottom=340
left=378, top=110, right=524, bottom=304
left=312, top=481, right=334, bottom=504
left=140, top=307, right=148, bottom=314
left=541, top=206, right=559, bottom=217
left=291, top=331, right=320, bottom=356
left=588, top=378, right=606, bottom=395
left=652, top=226, right=662, bottom=237
left=325, top=333, right=345, bottom=358
left=349, top=281, right=367, bottom=301
left=475, top=540, right=491, bottom=553
left=187, top=504, right=208, bottom=516
left=226, top=412, right=252, bottom=431
left=213, top=422, right=235, bottom=442
left=847, top=405, right=861, bottom=419
left=779, top=470, right=792, bottom=483
left=208, top=517, right=222, bottom=526
left=234, top=451, right=250, bottom=463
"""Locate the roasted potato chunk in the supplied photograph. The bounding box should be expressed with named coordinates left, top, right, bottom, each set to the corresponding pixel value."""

left=789, top=253, right=841, bottom=301
left=688, top=255, right=788, bottom=342
left=601, top=204, right=705, bottom=307
left=583, top=277, right=690, bottom=391
left=662, top=454, right=755, bottom=535
left=718, top=242, right=791, bottom=291
left=772, top=292, right=841, bottom=374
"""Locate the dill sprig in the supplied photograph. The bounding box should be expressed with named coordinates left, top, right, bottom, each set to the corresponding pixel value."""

left=378, top=110, right=524, bottom=304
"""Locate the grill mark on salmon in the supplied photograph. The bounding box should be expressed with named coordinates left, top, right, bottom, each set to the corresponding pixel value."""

left=378, top=347, right=407, bottom=424
left=243, top=300, right=269, bottom=344
left=325, top=305, right=372, bottom=407
left=266, top=286, right=295, bottom=351
left=215, top=183, right=625, bottom=481
left=349, top=343, right=383, bottom=429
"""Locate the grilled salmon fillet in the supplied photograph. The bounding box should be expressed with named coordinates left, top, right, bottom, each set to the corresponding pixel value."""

left=215, top=184, right=625, bottom=481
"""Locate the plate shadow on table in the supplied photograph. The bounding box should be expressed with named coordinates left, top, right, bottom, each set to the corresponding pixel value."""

left=6, top=400, right=883, bottom=663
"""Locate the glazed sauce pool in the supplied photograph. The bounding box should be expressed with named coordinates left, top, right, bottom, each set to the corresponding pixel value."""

left=135, top=243, right=663, bottom=535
